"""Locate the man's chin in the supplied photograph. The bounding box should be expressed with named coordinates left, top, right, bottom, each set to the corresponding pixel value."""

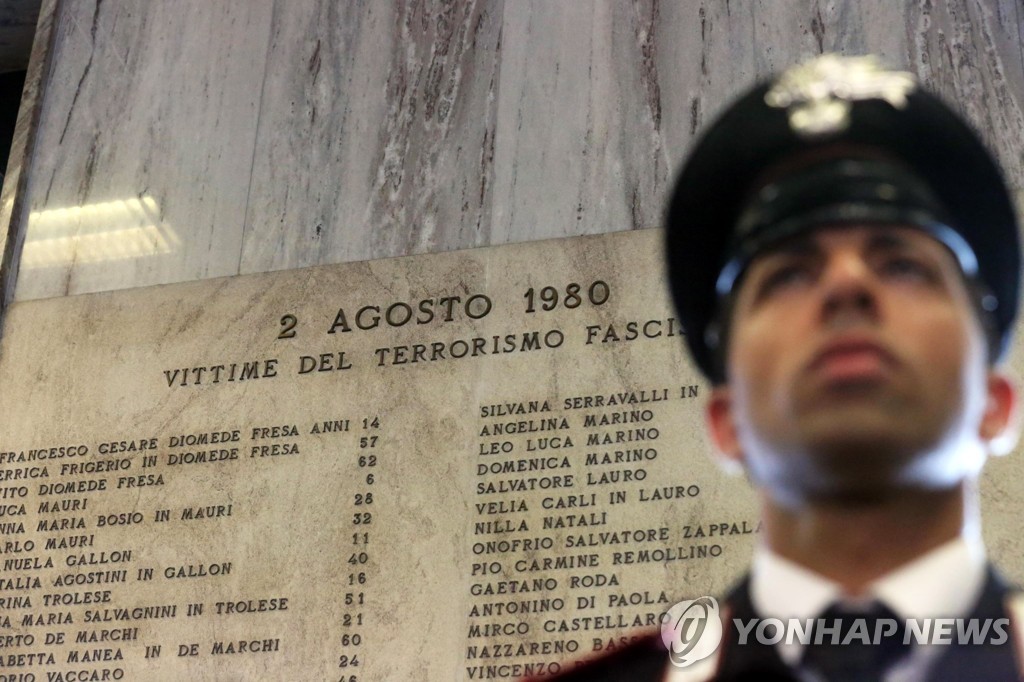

left=766, top=463, right=922, bottom=510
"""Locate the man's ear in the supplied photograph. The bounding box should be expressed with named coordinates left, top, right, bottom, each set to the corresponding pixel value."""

left=707, top=386, right=744, bottom=472
left=981, top=372, right=1019, bottom=456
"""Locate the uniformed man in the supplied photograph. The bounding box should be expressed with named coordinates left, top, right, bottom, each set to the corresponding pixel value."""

left=530, top=54, right=1023, bottom=681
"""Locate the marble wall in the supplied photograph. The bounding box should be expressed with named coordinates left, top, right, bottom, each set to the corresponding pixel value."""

left=0, top=0, right=1022, bottom=302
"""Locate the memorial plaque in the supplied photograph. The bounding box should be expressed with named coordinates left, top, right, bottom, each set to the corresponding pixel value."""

left=0, top=229, right=1020, bottom=681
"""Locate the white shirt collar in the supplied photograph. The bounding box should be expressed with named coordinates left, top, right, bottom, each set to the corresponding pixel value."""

left=750, top=536, right=988, bottom=668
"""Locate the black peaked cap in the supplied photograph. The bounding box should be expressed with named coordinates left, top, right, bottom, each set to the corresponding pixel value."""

left=664, top=60, right=1020, bottom=383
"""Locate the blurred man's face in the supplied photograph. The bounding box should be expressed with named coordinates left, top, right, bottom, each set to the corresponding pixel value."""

left=707, top=225, right=1012, bottom=506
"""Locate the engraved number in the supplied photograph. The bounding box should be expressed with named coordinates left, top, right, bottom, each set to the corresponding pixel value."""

left=524, top=281, right=610, bottom=312
left=278, top=314, right=298, bottom=339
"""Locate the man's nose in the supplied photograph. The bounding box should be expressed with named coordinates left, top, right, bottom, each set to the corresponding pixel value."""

left=819, top=252, right=879, bottom=323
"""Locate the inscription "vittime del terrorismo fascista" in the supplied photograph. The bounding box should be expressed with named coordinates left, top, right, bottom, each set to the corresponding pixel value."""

left=160, top=282, right=689, bottom=387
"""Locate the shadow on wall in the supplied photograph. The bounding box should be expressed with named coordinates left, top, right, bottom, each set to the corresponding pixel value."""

left=0, top=70, right=26, bottom=185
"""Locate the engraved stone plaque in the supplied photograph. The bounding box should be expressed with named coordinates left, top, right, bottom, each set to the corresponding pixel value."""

left=0, top=229, right=1018, bottom=681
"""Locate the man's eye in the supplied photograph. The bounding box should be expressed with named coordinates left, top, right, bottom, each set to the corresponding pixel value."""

left=758, top=264, right=811, bottom=295
left=881, top=256, right=935, bottom=281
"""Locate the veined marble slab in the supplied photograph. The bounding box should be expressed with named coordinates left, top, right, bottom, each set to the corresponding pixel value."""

left=5, top=0, right=1023, bottom=301
left=239, top=0, right=505, bottom=271
left=0, top=0, right=57, bottom=308
left=10, top=0, right=272, bottom=300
